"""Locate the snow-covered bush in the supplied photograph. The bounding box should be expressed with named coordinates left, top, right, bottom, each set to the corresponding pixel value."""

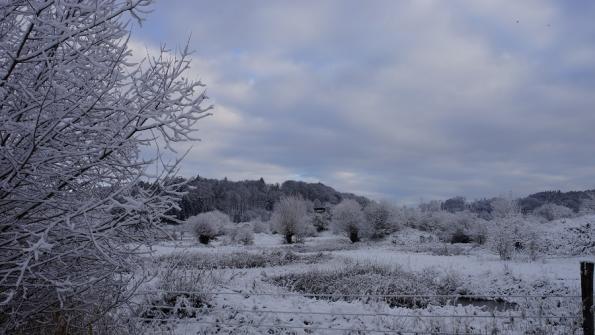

left=0, top=1, right=211, bottom=332
left=312, top=209, right=332, bottom=232
left=563, top=222, right=595, bottom=255
left=488, top=216, right=542, bottom=260
left=191, top=219, right=219, bottom=244
left=332, top=199, right=368, bottom=242
left=449, top=228, right=473, bottom=243
left=490, top=222, right=516, bottom=260
left=231, top=224, right=255, bottom=245
left=142, top=253, right=222, bottom=320
left=408, top=209, right=451, bottom=232
left=251, top=219, right=270, bottom=234
left=468, top=219, right=488, bottom=245
left=538, top=218, right=595, bottom=256
left=533, top=203, right=574, bottom=221
left=415, top=210, right=481, bottom=244
left=188, top=211, right=230, bottom=244
left=397, top=206, right=425, bottom=229
left=271, top=196, right=311, bottom=244
left=364, top=201, right=400, bottom=239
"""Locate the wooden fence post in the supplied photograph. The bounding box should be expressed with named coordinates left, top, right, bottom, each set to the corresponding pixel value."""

left=581, top=261, right=594, bottom=335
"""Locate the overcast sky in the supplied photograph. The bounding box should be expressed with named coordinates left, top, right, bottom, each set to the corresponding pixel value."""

left=133, top=0, right=595, bottom=204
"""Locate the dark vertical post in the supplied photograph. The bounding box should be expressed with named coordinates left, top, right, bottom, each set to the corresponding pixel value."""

left=581, top=261, right=594, bottom=335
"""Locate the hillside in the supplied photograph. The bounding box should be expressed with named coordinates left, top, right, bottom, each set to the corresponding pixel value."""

left=518, top=189, right=595, bottom=213
left=169, top=176, right=370, bottom=222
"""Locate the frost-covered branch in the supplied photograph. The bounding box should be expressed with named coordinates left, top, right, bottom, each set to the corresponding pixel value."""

left=0, top=1, right=210, bottom=332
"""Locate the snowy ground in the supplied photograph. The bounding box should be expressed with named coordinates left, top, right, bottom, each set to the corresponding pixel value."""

left=132, top=221, right=593, bottom=334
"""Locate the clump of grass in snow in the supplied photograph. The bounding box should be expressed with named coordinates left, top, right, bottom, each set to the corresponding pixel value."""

left=156, top=250, right=329, bottom=270
left=286, top=240, right=358, bottom=253
left=269, top=263, right=464, bottom=308
left=139, top=253, right=222, bottom=320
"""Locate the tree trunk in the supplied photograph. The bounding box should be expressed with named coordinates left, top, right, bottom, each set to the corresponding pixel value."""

left=349, top=230, right=360, bottom=243
left=285, top=233, right=293, bottom=244
left=199, top=235, right=210, bottom=244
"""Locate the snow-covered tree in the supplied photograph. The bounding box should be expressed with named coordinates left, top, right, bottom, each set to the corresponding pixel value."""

left=364, top=201, right=399, bottom=239
left=533, top=203, right=574, bottom=221
left=271, top=196, right=310, bottom=244
left=490, top=197, right=519, bottom=219
left=332, top=199, right=367, bottom=242
left=488, top=216, right=541, bottom=260
left=0, top=1, right=211, bottom=332
left=188, top=211, right=229, bottom=244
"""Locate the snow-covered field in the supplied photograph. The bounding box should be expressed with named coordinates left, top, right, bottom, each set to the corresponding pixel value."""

left=132, top=219, right=594, bottom=335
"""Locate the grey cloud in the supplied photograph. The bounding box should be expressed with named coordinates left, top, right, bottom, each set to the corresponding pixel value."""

left=134, top=0, right=595, bottom=203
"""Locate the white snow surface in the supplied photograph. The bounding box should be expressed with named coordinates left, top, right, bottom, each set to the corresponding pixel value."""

left=133, top=216, right=594, bottom=334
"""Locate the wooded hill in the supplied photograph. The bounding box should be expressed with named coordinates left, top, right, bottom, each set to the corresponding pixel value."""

left=169, top=176, right=370, bottom=222
left=518, top=189, right=595, bottom=213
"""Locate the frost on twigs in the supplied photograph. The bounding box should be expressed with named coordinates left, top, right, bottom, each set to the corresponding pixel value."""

left=0, top=1, right=210, bottom=333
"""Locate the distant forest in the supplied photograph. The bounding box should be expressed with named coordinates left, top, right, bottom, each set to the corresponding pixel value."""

left=444, top=190, right=595, bottom=217
left=167, top=176, right=369, bottom=222
left=166, top=175, right=595, bottom=223
left=517, top=189, right=595, bottom=213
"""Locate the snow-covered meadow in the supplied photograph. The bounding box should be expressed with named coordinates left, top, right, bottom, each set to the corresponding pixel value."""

left=2, top=2, right=595, bottom=334
left=131, top=215, right=594, bottom=335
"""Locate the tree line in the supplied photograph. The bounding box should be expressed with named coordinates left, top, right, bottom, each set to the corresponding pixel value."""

left=166, top=176, right=370, bottom=222
left=438, top=189, right=595, bottom=219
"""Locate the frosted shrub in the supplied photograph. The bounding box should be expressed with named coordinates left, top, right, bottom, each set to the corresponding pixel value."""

left=469, top=220, right=488, bottom=245
left=488, top=216, right=542, bottom=260
left=299, top=221, right=318, bottom=241
left=312, top=211, right=331, bottom=232
left=192, top=220, right=219, bottom=244
left=271, top=196, right=311, bottom=244
left=251, top=220, right=270, bottom=234
left=525, top=230, right=541, bottom=261
left=449, top=229, right=472, bottom=243
left=533, top=203, right=574, bottom=221
left=541, top=222, right=595, bottom=256
left=445, top=211, right=479, bottom=243
left=364, top=201, right=400, bottom=239
left=233, top=224, right=255, bottom=245
left=396, top=206, right=424, bottom=229
left=188, top=211, right=230, bottom=244
left=206, top=210, right=232, bottom=227
left=491, top=230, right=515, bottom=260
left=420, top=210, right=479, bottom=243
left=332, top=199, right=368, bottom=242
left=414, top=210, right=455, bottom=233
left=141, top=254, right=221, bottom=320
left=0, top=1, right=211, bottom=332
